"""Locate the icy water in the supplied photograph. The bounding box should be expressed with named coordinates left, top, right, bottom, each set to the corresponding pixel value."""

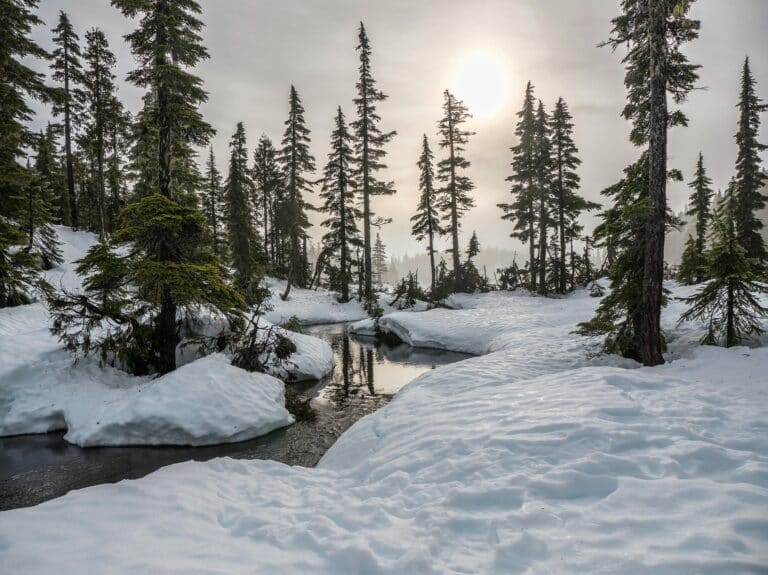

left=0, top=323, right=469, bottom=511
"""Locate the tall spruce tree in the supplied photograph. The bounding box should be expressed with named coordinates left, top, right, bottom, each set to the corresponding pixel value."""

left=436, top=89, right=475, bottom=292
left=223, top=122, right=261, bottom=300
left=678, top=152, right=713, bottom=284
left=372, top=233, right=388, bottom=285
left=352, top=22, right=396, bottom=310
left=277, top=85, right=315, bottom=300
left=82, top=28, right=118, bottom=240
left=319, top=107, right=361, bottom=303
left=550, top=97, right=598, bottom=293
left=202, top=146, right=223, bottom=257
left=679, top=182, right=768, bottom=347
left=411, top=134, right=444, bottom=296
left=600, top=0, right=699, bottom=365
left=25, top=147, right=63, bottom=270
left=51, top=10, right=84, bottom=229
left=533, top=100, right=554, bottom=294
left=252, top=135, right=281, bottom=265
left=499, top=81, right=538, bottom=290
left=733, top=57, right=768, bottom=265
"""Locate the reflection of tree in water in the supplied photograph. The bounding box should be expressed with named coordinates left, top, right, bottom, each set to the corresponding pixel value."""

left=326, top=332, right=384, bottom=409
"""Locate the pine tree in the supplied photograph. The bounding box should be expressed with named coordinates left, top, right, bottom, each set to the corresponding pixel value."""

left=319, top=107, right=361, bottom=303
left=600, top=0, right=699, bottom=365
left=277, top=85, right=315, bottom=300
left=223, top=122, right=261, bottom=300
left=499, top=81, right=538, bottom=290
left=24, top=148, right=63, bottom=270
left=51, top=10, right=84, bottom=229
left=550, top=97, right=599, bottom=293
left=678, top=152, right=713, bottom=284
left=410, top=134, right=444, bottom=296
left=679, top=183, right=768, bottom=347
left=436, top=89, right=475, bottom=292
left=733, top=57, right=768, bottom=265
left=372, top=233, right=388, bottom=286
left=105, top=102, right=130, bottom=232
left=533, top=100, right=554, bottom=294
left=82, top=28, right=118, bottom=240
left=252, top=135, right=281, bottom=265
left=352, top=22, right=396, bottom=310
left=466, top=230, right=480, bottom=261
left=34, top=125, right=67, bottom=225
left=202, top=146, right=223, bottom=257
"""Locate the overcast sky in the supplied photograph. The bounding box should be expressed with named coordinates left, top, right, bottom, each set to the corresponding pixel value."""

left=28, top=0, right=768, bottom=257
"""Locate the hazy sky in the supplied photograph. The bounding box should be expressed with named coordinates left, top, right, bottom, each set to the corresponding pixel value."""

left=28, top=0, right=768, bottom=257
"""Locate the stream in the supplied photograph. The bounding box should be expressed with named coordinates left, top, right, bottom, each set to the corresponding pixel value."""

left=0, top=322, right=469, bottom=511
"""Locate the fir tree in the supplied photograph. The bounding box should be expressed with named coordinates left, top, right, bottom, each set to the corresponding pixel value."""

left=352, top=22, right=396, bottom=310
left=34, top=125, right=67, bottom=225
left=533, top=100, right=554, bottom=294
left=252, top=135, right=281, bottom=265
left=678, top=152, right=713, bottom=284
left=410, top=134, right=444, bottom=295
left=679, top=184, right=768, bottom=347
left=436, top=89, right=475, bottom=292
left=600, top=0, right=699, bottom=365
left=277, top=85, right=315, bottom=300
left=105, top=101, right=130, bottom=232
left=202, top=146, right=223, bottom=257
left=372, top=233, right=388, bottom=286
left=319, top=107, right=361, bottom=303
left=550, top=97, right=598, bottom=293
left=223, top=122, right=261, bottom=301
left=24, top=152, right=63, bottom=270
left=466, top=230, right=480, bottom=261
left=733, top=57, right=768, bottom=265
left=51, top=10, right=84, bottom=229
left=499, top=81, right=538, bottom=290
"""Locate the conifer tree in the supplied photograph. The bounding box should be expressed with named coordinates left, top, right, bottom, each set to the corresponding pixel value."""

left=352, top=22, right=396, bottom=309
left=733, top=57, right=768, bottom=265
left=679, top=183, right=768, bottom=347
left=678, top=152, right=713, bottom=284
left=372, top=233, right=388, bottom=285
left=411, top=134, right=444, bottom=295
left=202, top=146, right=223, bottom=257
left=51, top=10, right=84, bottom=229
left=277, top=85, right=315, bottom=300
left=436, top=89, right=475, bottom=292
left=550, top=97, right=598, bottom=293
left=600, top=0, right=699, bottom=365
left=533, top=100, right=554, bottom=294
left=223, top=122, right=261, bottom=300
left=24, top=149, right=63, bottom=270
left=105, top=102, right=130, bottom=231
left=82, top=28, right=118, bottom=240
left=252, top=135, right=281, bottom=264
left=319, top=107, right=361, bottom=303
left=0, top=0, right=52, bottom=307
left=499, top=82, right=538, bottom=290
left=466, top=230, right=480, bottom=261
left=34, top=125, right=66, bottom=225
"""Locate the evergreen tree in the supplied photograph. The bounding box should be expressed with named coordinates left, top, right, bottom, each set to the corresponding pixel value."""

left=372, top=233, right=388, bottom=285
left=0, top=0, right=52, bottom=307
left=252, top=135, right=281, bottom=265
left=466, top=230, right=480, bottom=261
left=34, top=125, right=67, bottom=225
left=24, top=150, right=63, bottom=270
left=410, top=134, right=444, bottom=295
left=105, top=101, right=130, bottom=232
left=223, top=122, right=261, bottom=300
left=679, top=183, right=768, bottom=347
left=202, top=146, right=223, bottom=257
left=51, top=10, right=84, bottom=229
left=733, top=57, right=768, bottom=265
left=319, top=107, right=361, bottom=303
left=600, top=0, right=699, bottom=365
left=436, top=89, right=475, bottom=292
left=277, top=85, right=315, bottom=300
left=352, top=22, right=396, bottom=310
left=82, top=28, right=118, bottom=240
left=550, top=97, right=598, bottom=293
left=499, top=81, right=538, bottom=290
left=533, top=100, right=554, bottom=294
left=678, top=152, right=713, bottom=284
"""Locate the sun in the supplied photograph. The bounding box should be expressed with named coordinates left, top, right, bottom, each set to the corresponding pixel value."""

left=452, top=52, right=510, bottom=119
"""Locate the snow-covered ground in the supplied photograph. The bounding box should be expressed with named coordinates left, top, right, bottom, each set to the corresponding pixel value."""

left=0, top=227, right=333, bottom=446
left=2, top=277, right=766, bottom=573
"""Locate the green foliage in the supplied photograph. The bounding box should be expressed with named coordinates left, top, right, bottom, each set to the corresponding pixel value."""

left=252, top=135, right=282, bottom=269
left=496, top=260, right=524, bottom=291
left=679, top=152, right=714, bottom=285
left=390, top=272, right=425, bottom=310
left=281, top=315, right=304, bottom=334
left=0, top=220, right=41, bottom=307
left=411, top=134, right=443, bottom=294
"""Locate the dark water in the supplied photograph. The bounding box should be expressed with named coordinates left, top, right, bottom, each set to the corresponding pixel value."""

left=0, top=323, right=469, bottom=511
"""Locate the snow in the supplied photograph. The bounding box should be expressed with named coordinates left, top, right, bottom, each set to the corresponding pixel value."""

left=264, top=278, right=368, bottom=325
left=2, top=281, right=767, bottom=573
left=0, top=227, right=332, bottom=445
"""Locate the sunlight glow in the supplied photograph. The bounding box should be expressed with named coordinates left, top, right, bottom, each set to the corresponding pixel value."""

left=452, top=52, right=510, bottom=119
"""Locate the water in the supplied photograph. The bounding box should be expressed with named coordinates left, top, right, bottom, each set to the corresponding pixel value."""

left=0, top=323, right=469, bottom=511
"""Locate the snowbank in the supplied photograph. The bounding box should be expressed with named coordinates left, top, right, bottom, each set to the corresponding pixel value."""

left=264, top=279, right=368, bottom=325
left=2, top=282, right=766, bottom=573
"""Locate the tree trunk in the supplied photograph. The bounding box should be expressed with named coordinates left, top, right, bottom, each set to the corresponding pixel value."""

left=558, top=160, right=567, bottom=293
left=428, top=231, right=436, bottom=297
left=63, top=39, right=78, bottom=230
left=447, top=97, right=461, bottom=292
left=725, top=280, right=735, bottom=348
left=641, top=0, right=667, bottom=366
left=537, top=193, right=547, bottom=294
